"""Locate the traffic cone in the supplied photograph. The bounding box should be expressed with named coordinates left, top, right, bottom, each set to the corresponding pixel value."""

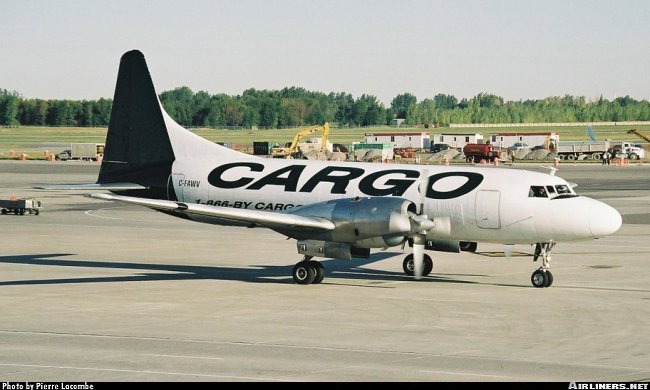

left=554, top=158, right=559, bottom=167
left=20, top=153, right=27, bottom=161
left=493, top=159, right=499, bottom=167
left=444, top=158, right=449, bottom=166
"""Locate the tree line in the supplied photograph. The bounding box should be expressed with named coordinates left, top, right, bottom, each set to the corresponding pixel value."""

left=1, top=87, right=649, bottom=128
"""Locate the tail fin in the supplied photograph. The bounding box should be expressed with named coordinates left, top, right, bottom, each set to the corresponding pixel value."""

left=98, top=50, right=175, bottom=198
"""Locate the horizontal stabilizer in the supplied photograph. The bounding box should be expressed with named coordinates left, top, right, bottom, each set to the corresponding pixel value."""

left=34, top=183, right=147, bottom=191
left=89, top=193, right=336, bottom=231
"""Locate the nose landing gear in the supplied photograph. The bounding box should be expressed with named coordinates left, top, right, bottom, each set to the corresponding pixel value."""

left=531, top=242, right=555, bottom=288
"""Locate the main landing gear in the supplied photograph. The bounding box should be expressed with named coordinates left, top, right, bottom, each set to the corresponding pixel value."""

left=531, top=242, right=555, bottom=288
left=402, top=253, right=433, bottom=277
left=292, top=256, right=325, bottom=285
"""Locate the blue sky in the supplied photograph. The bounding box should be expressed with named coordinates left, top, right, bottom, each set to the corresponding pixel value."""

left=1, top=0, right=649, bottom=105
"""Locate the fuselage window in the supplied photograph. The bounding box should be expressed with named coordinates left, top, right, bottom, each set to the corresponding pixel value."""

left=529, top=186, right=548, bottom=198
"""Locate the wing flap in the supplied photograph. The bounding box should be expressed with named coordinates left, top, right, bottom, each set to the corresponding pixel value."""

left=89, top=193, right=335, bottom=231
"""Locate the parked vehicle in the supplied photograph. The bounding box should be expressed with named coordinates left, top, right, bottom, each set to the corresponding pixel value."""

left=613, top=142, right=646, bottom=160
left=56, top=143, right=105, bottom=161
left=463, top=143, right=503, bottom=163
left=506, top=142, right=529, bottom=153
left=430, top=143, right=450, bottom=153
left=0, top=197, right=41, bottom=215
left=555, top=141, right=610, bottom=160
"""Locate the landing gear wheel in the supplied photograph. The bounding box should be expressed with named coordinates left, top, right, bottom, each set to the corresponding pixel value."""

left=403, top=254, right=415, bottom=276
left=402, top=254, right=433, bottom=277
left=531, top=269, right=549, bottom=288
left=544, top=270, right=553, bottom=287
left=312, top=261, right=325, bottom=284
left=292, top=261, right=316, bottom=285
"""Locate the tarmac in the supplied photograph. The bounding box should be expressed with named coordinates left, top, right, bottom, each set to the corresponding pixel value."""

left=0, top=159, right=648, bottom=382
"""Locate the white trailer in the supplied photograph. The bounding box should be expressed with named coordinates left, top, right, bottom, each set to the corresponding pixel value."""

left=364, top=132, right=430, bottom=149
left=555, top=141, right=609, bottom=160
left=56, top=143, right=105, bottom=161
left=432, top=133, right=483, bottom=149
left=490, top=132, right=560, bottom=149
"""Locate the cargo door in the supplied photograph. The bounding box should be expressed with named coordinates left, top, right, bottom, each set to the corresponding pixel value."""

left=475, top=190, right=501, bottom=229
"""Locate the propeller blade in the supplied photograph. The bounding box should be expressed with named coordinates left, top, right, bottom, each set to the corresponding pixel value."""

left=504, top=244, right=514, bottom=258
left=413, top=233, right=427, bottom=279
left=413, top=242, right=424, bottom=279
left=417, top=169, right=429, bottom=214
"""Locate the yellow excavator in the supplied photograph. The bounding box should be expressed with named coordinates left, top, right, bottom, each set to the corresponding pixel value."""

left=271, top=122, right=330, bottom=159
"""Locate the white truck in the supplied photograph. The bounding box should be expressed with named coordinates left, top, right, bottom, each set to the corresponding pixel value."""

left=613, top=142, right=645, bottom=160
left=56, top=143, right=105, bottom=161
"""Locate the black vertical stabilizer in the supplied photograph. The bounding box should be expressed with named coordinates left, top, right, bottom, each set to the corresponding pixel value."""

left=98, top=50, right=175, bottom=198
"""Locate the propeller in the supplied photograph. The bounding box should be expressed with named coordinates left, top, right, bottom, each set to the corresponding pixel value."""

left=407, top=169, right=435, bottom=279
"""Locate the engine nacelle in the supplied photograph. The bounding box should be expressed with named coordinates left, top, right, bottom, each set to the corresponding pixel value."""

left=408, top=238, right=461, bottom=253
left=297, top=240, right=370, bottom=261
left=288, top=197, right=416, bottom=246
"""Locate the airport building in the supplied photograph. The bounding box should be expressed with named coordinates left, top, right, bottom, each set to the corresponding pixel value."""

left=364, top=132, right=430, bottom=148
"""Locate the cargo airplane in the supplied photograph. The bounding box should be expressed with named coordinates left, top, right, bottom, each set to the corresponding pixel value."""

left=40, top=50, right=622, bottom=287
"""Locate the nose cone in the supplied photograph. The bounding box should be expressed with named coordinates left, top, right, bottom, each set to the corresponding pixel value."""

left=589, top=201, right=622, bottom=238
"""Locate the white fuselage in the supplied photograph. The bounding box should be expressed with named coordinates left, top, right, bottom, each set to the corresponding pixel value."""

left=170, top=150, right=619, bottom=245
left=160, top=103, right=621, bottom=247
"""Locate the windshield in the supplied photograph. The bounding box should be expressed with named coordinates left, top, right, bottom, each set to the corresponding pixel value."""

left=529, top=184, right=577, bottom=198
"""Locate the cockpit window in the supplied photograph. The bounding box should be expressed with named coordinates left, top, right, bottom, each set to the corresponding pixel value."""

left=529, top=186, right=548, bottom=198
left=546, top=185, right=556, bottom=194
left=555, top=185, right=572, bottom=195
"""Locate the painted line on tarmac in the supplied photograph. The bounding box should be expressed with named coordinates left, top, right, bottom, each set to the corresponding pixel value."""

left=0, top=362, right=282, bottom=381
left=420, top=369, right=513, bottom=379
left=141, top=353, right=224, bottom=361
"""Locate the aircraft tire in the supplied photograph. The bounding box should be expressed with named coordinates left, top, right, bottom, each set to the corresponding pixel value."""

left=531, top=269, right=548, bottom=288
left=293, top=261, right=316, bottom=285
left=312, top=261, right=325, bottom=284
left=402, top=254, right=415, bottom=276
left=544, top=270, right=553, bottom=287
left=403, top=254, right=433, bottom=277
left=423, top=254, right=433, bottom=276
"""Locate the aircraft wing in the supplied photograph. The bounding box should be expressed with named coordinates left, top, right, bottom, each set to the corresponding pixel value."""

left=89, top=193, right=336, bottom=231
left=35, top=183, right=147, bottom=191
